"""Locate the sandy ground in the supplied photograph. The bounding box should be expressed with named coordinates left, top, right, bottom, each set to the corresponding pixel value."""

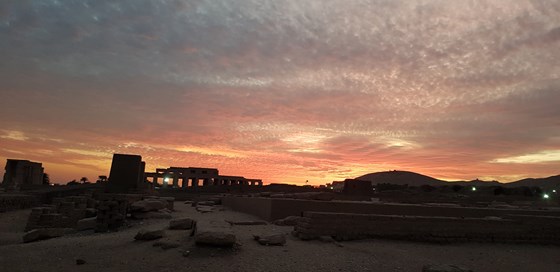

left=1, top=202, right=559, bottom=272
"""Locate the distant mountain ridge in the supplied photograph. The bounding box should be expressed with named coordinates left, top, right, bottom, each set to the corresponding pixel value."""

left=355, top=170, right=560, bottom=190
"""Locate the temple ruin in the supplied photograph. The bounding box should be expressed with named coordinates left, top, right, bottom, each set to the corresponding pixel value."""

left=2, top=159, right=44, bottom=190
left=145, top=167, right=262, bottom=189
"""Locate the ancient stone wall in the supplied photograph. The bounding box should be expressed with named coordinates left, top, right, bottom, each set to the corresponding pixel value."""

left=0, top=194, right=37, bottom=212
left=25, top=195, right=96, bottom=231
left=223, top=196, right=560, bottom=221
left=293, top=212, right=560, bottom=244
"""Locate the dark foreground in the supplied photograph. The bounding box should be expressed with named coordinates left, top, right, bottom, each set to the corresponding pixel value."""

left=0, top=202, right=559, bottom=272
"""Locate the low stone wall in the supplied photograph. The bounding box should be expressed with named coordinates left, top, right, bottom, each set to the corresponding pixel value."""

left=223, top=196, right=560, bottom=221
left=25, top=195, right=96, bottom=231
left=222, top=196, right=272, bottom=220
left=293, top=212, right=560, bottom=244
left=0, top=194, right=37, bottom=212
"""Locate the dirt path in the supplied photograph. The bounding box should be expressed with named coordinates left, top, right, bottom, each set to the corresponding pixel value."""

left=0, top=202, right=559, bottom=272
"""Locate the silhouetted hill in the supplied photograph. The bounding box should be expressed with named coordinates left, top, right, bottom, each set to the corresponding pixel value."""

left=355, top=170, right=560, bottom=190
left=356, top=171, right=446, bottom=186
left=450, top=179, right=501, bottom=187
left=506, top=175, right=560, bottom=190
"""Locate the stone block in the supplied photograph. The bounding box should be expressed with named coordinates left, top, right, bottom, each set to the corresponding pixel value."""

left=130, top=199, right=166, bottom=212
left=23, top=228, right=69, bottom=243
left=134, top=229, right=165, bottom=241
left=169, top=218, right=195, bottom=230
left=76, top=217, right=97, bottom=231
left=253, top=234, right=286, bottom=246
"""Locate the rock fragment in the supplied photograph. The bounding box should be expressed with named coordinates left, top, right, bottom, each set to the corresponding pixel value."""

left=422, top=264, right=473, bottom=272
left=169, top=218, right=195, bottom=230
left=253, top=234, right=287, bottom=246
left=134, top=229, right=165, bottom=241
left=22, top=228, right=69, bottom=243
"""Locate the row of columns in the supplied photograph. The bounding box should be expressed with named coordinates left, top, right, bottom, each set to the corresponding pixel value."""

left=145, top=174, right=263, bottom=189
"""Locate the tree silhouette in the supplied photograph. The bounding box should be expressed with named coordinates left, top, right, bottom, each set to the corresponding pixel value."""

left=80, top=177, right=89, bottom=184
left=97, top=175, right=108, bottom=183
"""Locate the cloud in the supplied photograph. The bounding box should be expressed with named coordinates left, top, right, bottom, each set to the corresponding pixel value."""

left=1, top=0, right=559, bottom=183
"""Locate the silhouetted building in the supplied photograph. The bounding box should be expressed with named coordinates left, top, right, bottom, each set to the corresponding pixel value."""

left=342, top=179, right=373, bottom=195
left=2, top=159, right=44, bottom=190
left=145, top=166, right=262, bottom=188
left=107, top=154, right=146, bottom=193
left=329, top=181, right=345, bottom=192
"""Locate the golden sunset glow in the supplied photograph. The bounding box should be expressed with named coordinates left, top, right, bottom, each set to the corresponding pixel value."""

left=1, top=1, right=559, bottom=184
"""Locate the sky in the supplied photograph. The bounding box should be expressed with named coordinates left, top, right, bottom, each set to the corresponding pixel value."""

left=1, top=0, right=559, bottom=185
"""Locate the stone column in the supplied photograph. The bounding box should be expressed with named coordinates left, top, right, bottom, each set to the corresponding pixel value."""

left=173, top=174, right=179, bottom=188
left=191, top=177, right=198, bottom=187
left=152, top=176, right=158, bottom=188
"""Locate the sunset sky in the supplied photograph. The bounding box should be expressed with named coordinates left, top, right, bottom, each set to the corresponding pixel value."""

left=1, top=0, right=559, bottom=185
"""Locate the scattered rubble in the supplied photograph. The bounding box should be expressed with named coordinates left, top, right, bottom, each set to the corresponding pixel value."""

left=253, top=234, right=286, bottom=246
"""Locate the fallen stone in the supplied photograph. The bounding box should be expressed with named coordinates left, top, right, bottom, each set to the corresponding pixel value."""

left=196, top=206, right=215, bottom=213
left=274, top=216, right=305, bottom=226
left=169, top=218, right=195, bottom=230
left=76, top=217, right=96, bottom=231
left=182, top=250, right=191, bottom=257
left=130, top=200, right=166, bottom=212
left=76, top=259, right=86, bottom=265
left=226, top=220, right=267, bottom=226
left=253, top=234, right=286, bottom=246
left=131, top=210, right=172, bottom=220
left=183, top=200, right=194, bottom=205
left=197, top=201, right=215, bottom=206
left=422, top=264, right=473, bottom=272
left=195, top=231, right=236, bottom=247
left=160, top=197, right=175, bottom=211
left=134, top=229, right=165, bottom=241
left=23, top=228, right=68, bottom=243
left=195, top=219, right=235, bottom=247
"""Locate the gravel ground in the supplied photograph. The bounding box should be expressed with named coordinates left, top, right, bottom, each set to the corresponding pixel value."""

left=1, top=202, right=559, bottom=272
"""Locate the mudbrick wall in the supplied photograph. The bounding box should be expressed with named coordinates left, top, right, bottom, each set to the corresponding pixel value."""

left=293, top=212, right=560, bottom=244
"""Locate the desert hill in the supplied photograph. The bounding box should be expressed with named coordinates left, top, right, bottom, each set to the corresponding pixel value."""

left=355, top=170, right=560, bottom=190
left=356, top=171, right=446, bottom=186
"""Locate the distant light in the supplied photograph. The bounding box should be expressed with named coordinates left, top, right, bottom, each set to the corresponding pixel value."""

left=472, top=187, right=477, bottom=191
left=543, top=194, right=549, bottom=199
left=553, top=190, right=557, bottom=193
left=164, top=178, right=169, bottom=183
left=329, top=186, right=333, bottom=190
